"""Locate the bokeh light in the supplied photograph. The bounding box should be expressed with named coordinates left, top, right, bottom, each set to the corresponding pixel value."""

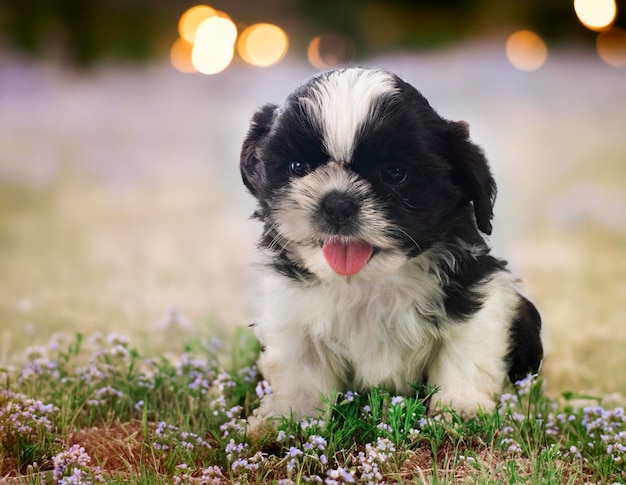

left=597, top=27, right=626, bottom=67
left=191, top=15, right=237, bottom=74
left=574, top=0, right=617, bottom=32
left=192, top=47, right=234, bottom=75
left=194, top=15, right=237, bottom=49
left=178, top=5, right=217, bottom=43
left=170, top=38, right=197, bottom=73
left=238, top=24, right=289, bottom=67
left=307, top=33, right=355, bottom=69
left=506, top=30, right=548, bottom=72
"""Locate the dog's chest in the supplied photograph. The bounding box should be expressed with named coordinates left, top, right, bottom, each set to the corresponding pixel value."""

left=288, top=277, right=443, bottom=392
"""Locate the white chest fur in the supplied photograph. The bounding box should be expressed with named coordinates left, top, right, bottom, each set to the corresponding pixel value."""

left=254, top=257, right=518, bottom=418
left=256, top=259, right=448, bottom=396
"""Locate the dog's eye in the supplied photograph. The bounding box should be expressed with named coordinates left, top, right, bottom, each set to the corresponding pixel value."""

left=380, top=165, right=408, bottom=185
left=289, top=161, right=310, bottom=177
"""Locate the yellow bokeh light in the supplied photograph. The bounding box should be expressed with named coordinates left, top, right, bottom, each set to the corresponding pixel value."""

left=170, top=38, right=197, bottom=73
left=178, top=5, right=217, bottom=43
left=194, top=16, right=238, bottom=51
left=192, top=46, right=234, bottom=75
left=238, top=24, right=289, bottom=67
left=597, top=27, right=626, bottom=67
left=307, top=33, right=355, bottom=70
left=505, top=30, right=548, bottom=72
left=574, top=0, right=617, bottom=31
left=191, top=16, right=238, bottom=75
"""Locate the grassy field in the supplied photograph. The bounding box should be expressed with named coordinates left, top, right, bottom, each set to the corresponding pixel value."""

left=1, top=49, right=625, bottom=482
left=2, top=330, right=625, bottom=483
left=1, top=159, right=624, bottom=485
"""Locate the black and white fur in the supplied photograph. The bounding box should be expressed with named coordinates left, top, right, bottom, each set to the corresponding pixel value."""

left=240, top=67, right=542, bottom=421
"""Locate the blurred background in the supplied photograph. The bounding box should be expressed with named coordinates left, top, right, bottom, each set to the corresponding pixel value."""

left=0, top=0, right=624, bottom=398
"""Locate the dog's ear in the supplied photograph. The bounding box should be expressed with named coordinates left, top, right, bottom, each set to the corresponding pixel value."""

left=240, top=104, right=278, bottom=199
left=445, top=120, right=497, bottom=235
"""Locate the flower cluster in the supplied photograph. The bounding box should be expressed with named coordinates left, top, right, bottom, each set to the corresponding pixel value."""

left=497, top=375, right=542, bottom=455
left=18, top=346, right=61, bottom=384
left=582, top=405, right=626, bottom=464
left=224, top=439, right=265, bottom=476
left=497, top=374, right=626, bottom=473
left=0, top=391, right=57, bottom=445
left=51, top=444, right=105, bottom=484
left=325, top=438, right=396, bottom=484
left=153, top=421, right=212, bottom=452
left=86, top=386, right=124, bottom=408
left=173, top=464, right=226, bottom=484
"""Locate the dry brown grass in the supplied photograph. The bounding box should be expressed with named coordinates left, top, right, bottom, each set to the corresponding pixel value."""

left=0, top=171, right=254, bottom=365
left=516, top=226, right=626, bottom=397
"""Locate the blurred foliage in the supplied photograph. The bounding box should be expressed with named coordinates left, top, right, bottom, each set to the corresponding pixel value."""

left=0, top=0, right=622, bottom=66
left=300, top=0, right=622, bottom=52
left=0, top=0, right=172, bottom=65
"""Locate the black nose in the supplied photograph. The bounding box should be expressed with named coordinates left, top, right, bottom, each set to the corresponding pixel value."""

left=319, top=190, right=360, bottom=227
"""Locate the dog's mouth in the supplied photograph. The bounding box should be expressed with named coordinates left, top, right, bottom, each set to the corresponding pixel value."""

left=320, top=237, right=375, bottom=276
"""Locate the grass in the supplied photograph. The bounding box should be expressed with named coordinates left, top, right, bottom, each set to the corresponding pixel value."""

left=0, top=169, right=624, bottom=485
left=1, top=330, right=625, bottom=483
left=1, top=117, right=625, bottom=485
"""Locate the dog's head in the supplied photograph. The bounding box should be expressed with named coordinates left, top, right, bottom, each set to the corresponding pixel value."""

left=241, top=67, right=496, bottom=281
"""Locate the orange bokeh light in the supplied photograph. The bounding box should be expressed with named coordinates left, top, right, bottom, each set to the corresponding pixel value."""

left=506, top=30, right=548, bottom=72
left=238, top=23, right=289, bottom=67
left=170, top=38, right=196, bottom=73
left=307, top=33, right=355, bottom=70
left=597, top=27, right=626, bottom=67
left=178, top=5, right=217, bottom=43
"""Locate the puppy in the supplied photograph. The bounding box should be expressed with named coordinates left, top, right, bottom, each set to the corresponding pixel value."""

left=240, top=67, right=542, bottom=421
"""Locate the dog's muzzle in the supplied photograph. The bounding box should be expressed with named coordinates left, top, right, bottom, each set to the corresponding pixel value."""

left=316, top=190, right=362, bottom=236
left=313, top=190, right=375, bottom=276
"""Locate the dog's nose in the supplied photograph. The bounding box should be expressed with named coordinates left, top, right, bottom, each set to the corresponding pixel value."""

left=319, top=190, right=360, bottom=227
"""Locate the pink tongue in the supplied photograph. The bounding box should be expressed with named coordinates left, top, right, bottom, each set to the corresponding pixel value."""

left=322, top=239, right=374, bottom=276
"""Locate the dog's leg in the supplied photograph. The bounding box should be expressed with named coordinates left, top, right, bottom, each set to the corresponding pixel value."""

left=427, top=273, right=516, bottom=415
left=249, top=329, right=340, bottom=430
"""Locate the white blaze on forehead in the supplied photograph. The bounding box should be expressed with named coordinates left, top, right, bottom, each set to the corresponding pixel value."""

left=300, top=68, right=398, bottom=163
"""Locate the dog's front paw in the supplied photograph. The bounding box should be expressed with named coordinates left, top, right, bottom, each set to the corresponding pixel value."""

left=246, top=394, right=286, bottom=440
left=428, top=393, right=496, bottom=417
left=246, top=412, right=279, bottom=441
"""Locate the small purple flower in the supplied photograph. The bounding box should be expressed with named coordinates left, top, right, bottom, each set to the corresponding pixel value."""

left=288, top=446, right=304, bottom=458
left=326, top=466, right=355, bottom=483
left=304, top=435, right=327, bottom=452
left=255, top=380, right=273, bottom=399
left=239, top=365, right=259, bottom=383
left=514, top=373, right=537, bottom=395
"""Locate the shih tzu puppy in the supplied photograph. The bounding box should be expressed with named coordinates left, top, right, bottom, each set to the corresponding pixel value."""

left=240, top=67, right=542, bottom=422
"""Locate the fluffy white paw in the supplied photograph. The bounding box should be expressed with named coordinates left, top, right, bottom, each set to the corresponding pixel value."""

left=428, top=393, right=496, bottom=417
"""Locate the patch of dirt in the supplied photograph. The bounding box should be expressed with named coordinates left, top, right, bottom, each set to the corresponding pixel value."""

left=69, top=420, right=152, bottom=473
left=399, top=440, right=497, bottom=483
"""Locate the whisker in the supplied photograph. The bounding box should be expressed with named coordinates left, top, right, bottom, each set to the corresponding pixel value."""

left=393, top=227, right=422, bottom=252
left=264, top=222, right=291, bottom=256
